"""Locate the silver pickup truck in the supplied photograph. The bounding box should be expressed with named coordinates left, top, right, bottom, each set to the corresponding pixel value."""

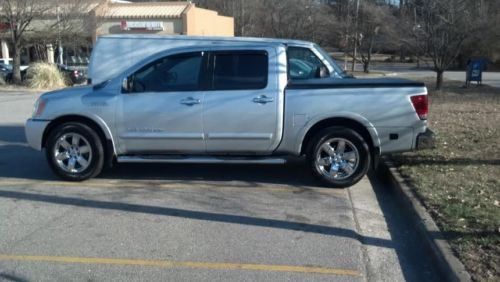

left=25, top=35, right=434, bottom=187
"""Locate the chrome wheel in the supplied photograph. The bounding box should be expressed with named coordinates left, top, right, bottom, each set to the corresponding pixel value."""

left=315, top=138, right=359, bottom=180
left=53, top=133, right=92, bottom=173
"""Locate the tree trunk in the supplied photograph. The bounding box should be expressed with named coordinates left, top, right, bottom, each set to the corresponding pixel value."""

left=363, top=61, right=369, bottom=73
left=12, top=43, right=22, bottom=84
left=351, top=49, right=356, bottom=72
left=436, top=70, right=444, bottom=90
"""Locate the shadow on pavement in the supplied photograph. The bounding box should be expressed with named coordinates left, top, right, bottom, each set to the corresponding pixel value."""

left=0, top=125, right=320, bottom=187
left=0, top=125, right=55, bottom=181
left=0, top=125, right=26, bottom=143
left=0, top=187, right=394, bottom=250
left=367, top=171, right=442, bottom=281
left=0, top=272, right=30, bottom=282
left=1, top=125, right=442, bottom=279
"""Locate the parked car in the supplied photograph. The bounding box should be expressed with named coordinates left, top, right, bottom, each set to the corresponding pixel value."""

left=0, top=63, right=28, bottom=82
left=25, top=35, right=434, bottom=187
left=0, top=63, right=11, bottom=82
left=57, top=64, right=86, bottom=85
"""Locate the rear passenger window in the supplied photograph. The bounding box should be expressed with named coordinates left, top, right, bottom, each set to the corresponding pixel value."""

left=212, top=52, right=268, bottom=90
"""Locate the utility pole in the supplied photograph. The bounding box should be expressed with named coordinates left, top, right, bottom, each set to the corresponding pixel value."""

left=351, top=0, right=360, bottom=72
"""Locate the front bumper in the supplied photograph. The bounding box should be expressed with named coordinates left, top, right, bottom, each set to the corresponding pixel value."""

left=416, top=128, right=435, bottom=150
left=25, top=119, right=50, bottom=151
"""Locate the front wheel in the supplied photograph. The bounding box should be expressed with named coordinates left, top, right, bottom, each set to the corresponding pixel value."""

left=45, top=123, right=104, bottom=181
left=308, top=127, right=371, bottom=188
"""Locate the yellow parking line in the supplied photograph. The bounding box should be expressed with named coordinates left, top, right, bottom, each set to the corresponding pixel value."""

left=0, top=254, right=361, bottom=276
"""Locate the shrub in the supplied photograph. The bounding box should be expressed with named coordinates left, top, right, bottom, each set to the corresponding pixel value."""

left=25, top=63, right=67, bottom=89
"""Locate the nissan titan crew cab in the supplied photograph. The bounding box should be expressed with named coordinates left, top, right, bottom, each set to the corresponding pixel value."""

left=25, top=35, right=434, bottom=188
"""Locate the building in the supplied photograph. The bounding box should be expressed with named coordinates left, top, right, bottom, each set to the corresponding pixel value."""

left=97, top=1, right=234, bottom=39
left=0, top=0, right=234, bottom=65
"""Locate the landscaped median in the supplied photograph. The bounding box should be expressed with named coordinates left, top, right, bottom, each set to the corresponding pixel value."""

left=391, top=80, right=499, bottom=281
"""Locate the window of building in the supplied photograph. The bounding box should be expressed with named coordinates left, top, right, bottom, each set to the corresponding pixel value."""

left=212, top=51, right=268, bottom=90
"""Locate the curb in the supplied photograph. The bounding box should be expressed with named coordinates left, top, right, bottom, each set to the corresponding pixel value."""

left=377, top=159, right=471, bottom=282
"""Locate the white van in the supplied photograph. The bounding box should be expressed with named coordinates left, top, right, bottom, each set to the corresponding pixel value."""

left=88, top=34, right=348, bottom=84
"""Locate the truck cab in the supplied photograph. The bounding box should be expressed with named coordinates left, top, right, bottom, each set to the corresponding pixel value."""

left=116, top=44, right=288, bottom=155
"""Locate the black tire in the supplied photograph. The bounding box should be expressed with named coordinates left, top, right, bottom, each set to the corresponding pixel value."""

left=45, top=122, right=104, bottom=181
left=307, top=127, right=371, bottom=188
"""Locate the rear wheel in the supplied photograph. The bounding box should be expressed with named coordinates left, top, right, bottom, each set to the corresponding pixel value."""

left=308, top=127, right=370, bottom=188
left=46, top=123, right=104, bottom=181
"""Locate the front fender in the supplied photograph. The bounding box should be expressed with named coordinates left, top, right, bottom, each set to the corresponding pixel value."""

left=44, top=112, right=118, bottom=155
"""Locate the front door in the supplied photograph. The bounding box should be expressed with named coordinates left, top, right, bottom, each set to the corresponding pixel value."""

left=203, top=49, right=281, bottom=154
left=116, top=51, right=206, bottom=154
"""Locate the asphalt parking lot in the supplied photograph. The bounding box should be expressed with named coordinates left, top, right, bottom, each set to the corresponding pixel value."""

left=0, top=90, right=440, bottom=281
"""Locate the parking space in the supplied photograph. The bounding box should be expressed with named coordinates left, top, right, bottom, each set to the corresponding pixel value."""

left=0, top=90, right=439, bottom=281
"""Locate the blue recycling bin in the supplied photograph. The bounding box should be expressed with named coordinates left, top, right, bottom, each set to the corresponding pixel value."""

left=466, top=58, right=485, bottom=86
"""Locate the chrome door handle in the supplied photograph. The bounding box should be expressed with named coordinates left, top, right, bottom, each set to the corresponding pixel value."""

left=252, top=95, right=274, bottom=104
left=180, top=97, right=201, bottom=106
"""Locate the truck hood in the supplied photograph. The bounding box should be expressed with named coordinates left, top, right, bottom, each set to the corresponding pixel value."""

left=41, top=85, right=93, bottom=100
left=287, top=77, right=426, bottom=89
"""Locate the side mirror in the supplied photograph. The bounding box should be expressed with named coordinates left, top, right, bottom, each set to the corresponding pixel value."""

left=315, top=66, right=329, bottom=78
left=121, top=77, right=128, bottom=93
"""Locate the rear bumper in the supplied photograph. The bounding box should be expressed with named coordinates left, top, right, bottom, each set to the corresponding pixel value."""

left=25, top=119, right=50, bottom=151
left=416, top=128, right=435, bottom=150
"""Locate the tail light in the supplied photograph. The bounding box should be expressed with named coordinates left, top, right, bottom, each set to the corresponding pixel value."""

left=410, top=95, right=428, bottom=120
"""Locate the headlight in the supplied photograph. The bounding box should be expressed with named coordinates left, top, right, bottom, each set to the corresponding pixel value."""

left=32, top=97, right=47, bottom=118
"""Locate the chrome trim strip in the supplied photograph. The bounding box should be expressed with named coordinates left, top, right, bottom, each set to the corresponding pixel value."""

left=117, top=156, right=286, bottom=164
left=207, top=133, right=273, bottom=140
left=119, top=133, right=205, bottom=140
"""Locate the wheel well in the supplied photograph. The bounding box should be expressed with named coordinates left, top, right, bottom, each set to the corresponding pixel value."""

left=42, top=115, right=115, bottom=164
left=301, top=117, right=376, bottom=155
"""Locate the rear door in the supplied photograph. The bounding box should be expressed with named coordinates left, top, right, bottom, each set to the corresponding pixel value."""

left=203, top=48, right=283, bottom=154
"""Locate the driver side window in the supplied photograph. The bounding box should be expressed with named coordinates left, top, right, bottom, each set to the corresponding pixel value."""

left=129, top=52, right=203, bottom=93
left=288, top=47, right=329, bottom=80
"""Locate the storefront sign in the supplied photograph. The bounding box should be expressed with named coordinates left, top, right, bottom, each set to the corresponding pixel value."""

left=120, top=21, right=164, bottom=31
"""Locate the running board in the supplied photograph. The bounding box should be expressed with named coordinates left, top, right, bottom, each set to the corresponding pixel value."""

left=117, top=155, right=287, bottom=164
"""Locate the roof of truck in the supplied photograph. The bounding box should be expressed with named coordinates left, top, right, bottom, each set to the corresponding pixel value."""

left=98, top=34, right=315, bottom=47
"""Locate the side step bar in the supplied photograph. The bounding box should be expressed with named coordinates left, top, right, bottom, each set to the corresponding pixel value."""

left=117, top=156, right=287, bottom=165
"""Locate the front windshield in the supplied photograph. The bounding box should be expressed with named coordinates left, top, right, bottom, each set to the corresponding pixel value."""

left=314, top=44, right=347, bottom=78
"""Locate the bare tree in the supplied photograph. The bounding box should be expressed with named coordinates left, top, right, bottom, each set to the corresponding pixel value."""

left=0, top=0, right=102, bottom=83
left=255, top=0, right=334, bottom=42
left=195, top=0, right=335, bottom=43
left=357, top=2, right=397, bottom=72
left=400, top=0, right=481, bottom=90
left=0, top=0, right=50, bottom=83
left=458, top=0, right=500, bottom=68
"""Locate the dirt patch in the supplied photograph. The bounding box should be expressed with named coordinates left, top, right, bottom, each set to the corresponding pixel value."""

left=392, top=79, right=500, bottom=281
